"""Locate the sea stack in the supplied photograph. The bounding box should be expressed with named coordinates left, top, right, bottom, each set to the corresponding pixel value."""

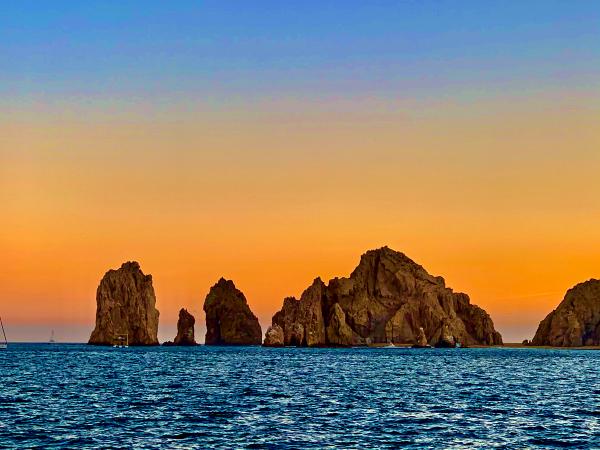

left=532, top=279, right=600, bottom=347
left=268, top=247, right=502, bottom=347
left=203, top=278, right=262, bottom=345
left=173, top=308, right=197, bottom=346
left=88, top=261, right=160, bottom=346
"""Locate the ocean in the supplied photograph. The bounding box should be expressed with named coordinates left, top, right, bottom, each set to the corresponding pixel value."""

left=1, top=344, right=598, bottom=448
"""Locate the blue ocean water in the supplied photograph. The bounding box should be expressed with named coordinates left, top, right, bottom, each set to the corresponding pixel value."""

left=1, top=344, right=599, bottom=448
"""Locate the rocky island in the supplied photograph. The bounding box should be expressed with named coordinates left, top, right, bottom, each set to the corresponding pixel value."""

left=532, top=279, right=600, bottom=347
left=164, top=308, right=197, bottom=346
left=88, top=261, right=160, bottom=346
left=203, top=278, right=262, bottom=345
left=265, top=247, right=502, bottom=347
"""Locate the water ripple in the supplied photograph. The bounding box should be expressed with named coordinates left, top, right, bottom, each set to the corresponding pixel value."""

left=1, top=344, right=599, bottom=448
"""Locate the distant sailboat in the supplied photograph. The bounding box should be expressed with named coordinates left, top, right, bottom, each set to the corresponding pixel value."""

left=383, top=322, right=396, bottom=347
left=49, top=330, right=56, bottom=344
left=0, top=316, right=7, bottom=349
left=113, top=333, right=129, bottom=348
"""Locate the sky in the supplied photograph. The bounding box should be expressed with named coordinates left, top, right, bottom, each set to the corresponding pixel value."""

left=1, top=1, right=599, bottom=343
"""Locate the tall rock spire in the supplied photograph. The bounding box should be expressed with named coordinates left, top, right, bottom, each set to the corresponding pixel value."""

left=88, top=261, right=160, bottom=346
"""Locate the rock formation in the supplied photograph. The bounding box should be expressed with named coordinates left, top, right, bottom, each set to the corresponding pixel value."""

left=532, top=279, right=600, bottom=347
left=263, top=324, right=284, bottom=347
left=203, top=278, right=262, bottom=345
left=88, top=261, right=160, bottom=346
left=272, top=278, right=328, bottom=347
left=269, top=247, right=502, bottom=347
left=413, top=327, right=429, bottom=348
left=173, top=308, right=197, bottom=346
left=435, top=322, right=457, bottom=348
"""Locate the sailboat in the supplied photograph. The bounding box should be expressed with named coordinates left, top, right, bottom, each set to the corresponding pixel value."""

left=49, top=330, right=56, bottom=344
left=383, top=323, right=398, bottom=348
left=113, top=333, right=129, bottom=348
left=0, top=316, right=7, bottom=350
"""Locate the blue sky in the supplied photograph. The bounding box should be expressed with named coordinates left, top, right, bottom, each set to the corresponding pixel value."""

left=2, top=1, right=599, bottom=100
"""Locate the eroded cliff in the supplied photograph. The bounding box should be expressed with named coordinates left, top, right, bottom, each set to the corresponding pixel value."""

left=532, top=279, right=600, bottom=346
left=270, top=247, right=502, bottom=347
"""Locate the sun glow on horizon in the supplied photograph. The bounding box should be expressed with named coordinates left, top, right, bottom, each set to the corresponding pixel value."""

left=2, top=1, right=600, bottom=343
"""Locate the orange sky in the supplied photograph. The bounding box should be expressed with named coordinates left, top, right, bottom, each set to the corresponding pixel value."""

left=1, top=92, right=599, bottom=342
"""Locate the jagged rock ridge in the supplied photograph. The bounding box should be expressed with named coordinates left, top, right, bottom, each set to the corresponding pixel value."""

left=88, top=261, right=160, bottom=346
left=203, top=278, right=262, bottom=345
left=269, top=247, right=502, bottom=347
left=532, top=279, right=600, bottom=347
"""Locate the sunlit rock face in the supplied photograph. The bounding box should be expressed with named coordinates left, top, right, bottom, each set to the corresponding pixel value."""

left=532, top=279, right=600, bottom=347
left=263, top=324, right=284, bottom=347
left=89, top=262, right=160, bottom=346
left=270, top=247, right=503, bottom=347
left=414, top=327, right=429, bottom=348
left=203, top=278, right=262, bottom=345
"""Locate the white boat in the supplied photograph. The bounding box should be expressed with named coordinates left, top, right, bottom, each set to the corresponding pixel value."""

left=0, top=315, right=7, bottom=349
left=113, top=333, right=129, bottom=348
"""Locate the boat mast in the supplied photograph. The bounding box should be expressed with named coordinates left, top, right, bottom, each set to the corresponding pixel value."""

left=0, top=316, right=7, bottom=344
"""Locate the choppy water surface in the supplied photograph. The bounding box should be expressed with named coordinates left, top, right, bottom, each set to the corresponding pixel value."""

left=1, top=345, right=599, bottom=448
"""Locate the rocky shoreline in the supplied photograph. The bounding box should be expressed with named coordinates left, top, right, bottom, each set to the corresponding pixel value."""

left=87, top=247, right=600, bottom=349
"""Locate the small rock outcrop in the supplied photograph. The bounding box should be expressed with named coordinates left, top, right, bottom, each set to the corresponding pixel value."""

left=413, top=327, right=429, bottom=348
left=203, top=278, right=262, bottom=345
left=263, top=324, right=284, bottom=347
left=173, top=308, right=197, bottom=346
left=269, top=247, right=502, bottom=347
left=532, top=279, right=600, bottom=347
left=88, top=261, right=160, bottom=346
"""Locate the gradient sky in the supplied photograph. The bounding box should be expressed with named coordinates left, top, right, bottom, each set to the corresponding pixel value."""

left=2, top=1, right=599, bottom=343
